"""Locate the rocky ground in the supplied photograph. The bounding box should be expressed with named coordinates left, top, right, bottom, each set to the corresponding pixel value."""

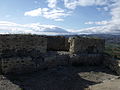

left=0, top=66, right=119, bottom=90
left=88, top=78, right=120, bottom=90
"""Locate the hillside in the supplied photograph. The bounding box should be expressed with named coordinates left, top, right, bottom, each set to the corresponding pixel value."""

left=77, top=34, right=120, bottom=59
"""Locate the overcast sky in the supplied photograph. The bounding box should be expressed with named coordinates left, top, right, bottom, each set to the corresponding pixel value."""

left=0, top=0, right=120, bottom=35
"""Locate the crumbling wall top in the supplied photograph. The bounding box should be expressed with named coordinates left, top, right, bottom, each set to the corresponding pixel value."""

left=0, top=34, right=47, bottom=58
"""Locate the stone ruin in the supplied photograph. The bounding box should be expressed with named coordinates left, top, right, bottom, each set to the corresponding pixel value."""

left=0, top=35, right=47, bottom=74
left=69, top=36, right=104, bottom=54
left=0, top=34, right=119, bottom=75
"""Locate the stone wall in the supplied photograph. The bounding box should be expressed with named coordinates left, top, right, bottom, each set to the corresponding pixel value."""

left=69, top=54, right=103, bottom=66
left=0, top=34, right=47, bottom=74
left=0, top=35, right=47, bottom=56
left=44, top=54, right=69, bottom=68
left=44, top=51, right=103, bottom=68
left=47, top=36, right=70, bottom=51
left=1, top=57, right=35, bottom=74
left=69, top=36, right=105, bottom=54
left=0, top=35, right=106, bottom=74
left=103, top=55, right=120, bottom=75
left=0, top=52, right=103, bottom=74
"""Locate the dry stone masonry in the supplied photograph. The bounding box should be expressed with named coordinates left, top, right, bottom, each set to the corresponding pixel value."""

left=103, top=55, right=120, bottom=75
left=47, top=36, right=69, bottom=51
left=69, top=36, right=105, bottom=54
left=0, top=35, right=47, bottom=74
left=0, top=34, right=119, bottom=75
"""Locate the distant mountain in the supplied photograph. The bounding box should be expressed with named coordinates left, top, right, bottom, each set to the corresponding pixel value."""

left=0, top=21, right=120, bottom=36
left=63, top=34, right=120, bottom=44
left=0, top=22, right=71, bottom=35
left=79, top=34, right=120, bottom=44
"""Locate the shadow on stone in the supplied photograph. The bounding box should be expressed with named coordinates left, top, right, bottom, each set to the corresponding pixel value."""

left=3, top=66, right=117, bottom=90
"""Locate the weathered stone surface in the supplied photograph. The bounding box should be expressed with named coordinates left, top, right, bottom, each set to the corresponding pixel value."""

left=69, top=36, right=105, bottom=54
left=1, top=57, right=36, bottom=74
left=87, top=79, right=120, bottom=90
left=0, top=35, right=47, bottom=56
left=44, top=53, right=69, bottom=68
left=1, top=56, right=47, bottom=74
left=44, top=55, right=57, bottom=68
left=47, top=36, right=70, bottom=51
left=0, top=35, right=106, bottom=74
left=69, top=54, right=103, bottom=65
left=0, top=35, right=47, bottom=74
left=104, top=55, right=120, bottom=75
left=56, top=54, right=69, bottom=66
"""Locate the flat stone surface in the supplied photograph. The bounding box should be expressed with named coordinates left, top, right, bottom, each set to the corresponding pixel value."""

left=0, top=75, right=21, bottom=90
left=88, top=79, right=120, bottom=90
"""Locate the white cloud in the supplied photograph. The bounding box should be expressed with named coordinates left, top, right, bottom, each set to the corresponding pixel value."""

left=47, top=0, right=57, bottom=8
left=14, top=0, right=120, bottom=34
left=97, top=6, right=109, bottom=11
left=95, top=21, right=110, bottom=25
left=0, top=17, right=120, bottom=35
left=24, top=8, right=71, bottom=21
left=24, top=8, right=42, bottom=17
left=42, top=8, right=71, bottom=21
left=103, top=6, right=109, bottom=11
left=85, top=20, right=110, bottom=25
left=85, top=21, right=94, bottom=25
left=75, top=24, right=120, bottom=35
left=78, top=0, right=120, bottom=34
left=0, top=21, right=71, bottom=35
left=110, top=0, right=120, bottom=24
left=0, top=21, right=21, bottom=27
left=64, top=0, right=109, bottom=9
left=24, top=0, right=112, bottom=21
left=24, top=0, right=72, bottom=21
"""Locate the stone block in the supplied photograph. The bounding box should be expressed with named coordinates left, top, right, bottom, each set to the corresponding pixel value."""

left=47, top=36, right=69, bottom=51
left=104, top=55, right=120, bottom=75
left=0, top=35, right=47, bottom=57
left=1, top=57, right=36, bottom=74
left=69, top=54, right=80, bottom=64
left=69, top=54, right=103, bottom=66
left=56, top=55, right=69, bottom=66
left=69, top=36, right=105, bottom=54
